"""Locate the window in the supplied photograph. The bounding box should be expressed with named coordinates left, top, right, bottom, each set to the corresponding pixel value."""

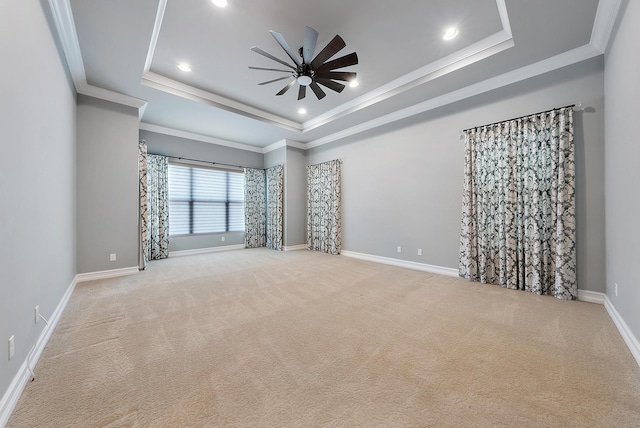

left=168, top=164, right=244, bottom=235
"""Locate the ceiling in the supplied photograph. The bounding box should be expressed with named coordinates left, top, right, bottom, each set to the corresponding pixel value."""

left=50, top=0, right=620, bottom=151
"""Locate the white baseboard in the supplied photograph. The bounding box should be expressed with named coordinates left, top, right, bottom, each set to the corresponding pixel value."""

left=576, top=291, right=640, bottom=368
left=604, top=296, right=640, bottom=368
left=0, top=275, right=78, bottom=427
left=75, top=266, right=139, bottom=283
left=341, top=250, right=459, bottom=277
left=577, top=289, right=606, bottom=304
left=284, top=244, right=307, bottom=251
left=169, top=244, right=244, bottom=258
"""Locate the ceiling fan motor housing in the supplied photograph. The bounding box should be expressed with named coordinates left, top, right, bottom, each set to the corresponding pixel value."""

left=296, top=62, right=314, bottom=85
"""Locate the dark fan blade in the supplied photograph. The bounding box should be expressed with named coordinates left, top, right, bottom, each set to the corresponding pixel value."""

left=276, top=80, right=296, bottom=96
left=315, top=78, right=345, bottom=93
left=251, top=47, right=295, bottom=70
left=309, top=81, right=326, bottom=100
left=258, top=76, right=292, bottom=86
left=298, top=85, right=306, bottom=100
left=302, top=26, right=319, bottom=64
left=314, top=71, right=357, bottom=81
left=310, top=35, right=346, bottom=69
left=316, top=52, right=358, bottom=73
left=270, top=30, right=301, bottom=66
left=249, top=66, right=293, bottom=73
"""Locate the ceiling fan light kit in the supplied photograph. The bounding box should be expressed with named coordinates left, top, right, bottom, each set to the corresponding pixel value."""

left=250, top=26, right=358, bottom=101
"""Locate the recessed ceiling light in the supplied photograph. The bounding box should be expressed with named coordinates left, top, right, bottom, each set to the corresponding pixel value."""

left=443, top=27, right=459, bottom=41
left=298, top=108, right=307, bottom=115
left=349, top=80, right=359, bottom=88
left=211, top=0, right=227, bottom=7
left=177, top=63, right=192, bottom=72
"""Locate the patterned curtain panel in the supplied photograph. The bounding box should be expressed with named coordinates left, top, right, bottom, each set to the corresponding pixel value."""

left=138, top=141, right=148, bottom=269
left=244, top=168, right=267, bottom=248
left=146, top=154, right=170, bottom=262
left=266, top=165, right=284, bottom=251
left=459, top=107, right=576, bottom=299
left=307, top=160, right=342, bottom=255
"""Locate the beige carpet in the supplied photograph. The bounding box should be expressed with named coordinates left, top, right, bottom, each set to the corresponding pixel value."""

left=8, top=249, right=640, bottom=427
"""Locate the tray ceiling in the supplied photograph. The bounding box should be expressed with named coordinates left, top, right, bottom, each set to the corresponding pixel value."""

left=54, top=0, right=616, bottom=149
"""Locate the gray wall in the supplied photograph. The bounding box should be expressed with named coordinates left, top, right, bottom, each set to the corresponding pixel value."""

left=76, top=95, right=140, bottom=273
left=264, top=146, right=307, bottom=248
left=0, top=0, right=77, bottom=403
left=141, top=130, right=263, bottom=252
left=264, top=146, right=285, bottom=168
left=285, top=148, right=307, bottom=247
left=307, top=57, right=606, bottom=293
left=604, top=0, right=640, bottom=340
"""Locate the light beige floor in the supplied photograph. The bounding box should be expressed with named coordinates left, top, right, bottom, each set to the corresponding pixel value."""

left=8, top=249, right=640, bottom=427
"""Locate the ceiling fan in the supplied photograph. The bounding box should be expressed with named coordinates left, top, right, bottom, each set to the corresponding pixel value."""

left=250, top=26, right=358, bottom=101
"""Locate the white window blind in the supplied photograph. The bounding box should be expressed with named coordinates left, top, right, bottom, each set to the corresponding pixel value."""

left=168, top=164, right=245, bottom=235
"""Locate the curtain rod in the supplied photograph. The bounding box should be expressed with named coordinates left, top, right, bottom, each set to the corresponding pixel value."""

left=152, top=154, right=249, bottom=170
left=140, top=140, right=253, bottom=170
left=460, top=103, right=579, bottom=135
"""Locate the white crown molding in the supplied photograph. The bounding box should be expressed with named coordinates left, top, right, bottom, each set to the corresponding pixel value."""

left=0, top=275, right=78, bottom=427
left=306, top=44, right=601, bottom=149
left=262, top=139, right=306, bottom=154
left=495, top=0, right=512, bottom=36
left=302, top=29, right=514, bottom=133
left=262, top=139, right=287, bottom=153
left=605, top=296, right=640, bottom=368
left=139, top=102, right=148, bottom=120
left=48, top=0, right=86, bottom=90
left=285, top=139, right=306, bottom=151
left=590, top=0, right=624, bottom=53
left=143, top=0, right=167, bottom=74
left=47, top=0, right=148, bottom=118
left=139, top=122, right=264, bottom=153
left=77, top=83, right=147, bottom=110
left=169, top=244, right=244, bottom=257
left=141, top=72, right=302, bottom=132
left=341, top=250, right=459, bottom=277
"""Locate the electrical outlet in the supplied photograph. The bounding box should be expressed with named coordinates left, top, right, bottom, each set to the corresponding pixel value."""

left=109, top=253, right=116, bottom=262
left=8, top=336, right=15, bottom=360
left=418, top=249, right=422, bottom=256
left=397, top=246, right=401, bottom=253
left=221, top=236, right=225, bottom=242
left=615, top=283, right=618, bottom=297
left=35, top=305, right=40, bottom=324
